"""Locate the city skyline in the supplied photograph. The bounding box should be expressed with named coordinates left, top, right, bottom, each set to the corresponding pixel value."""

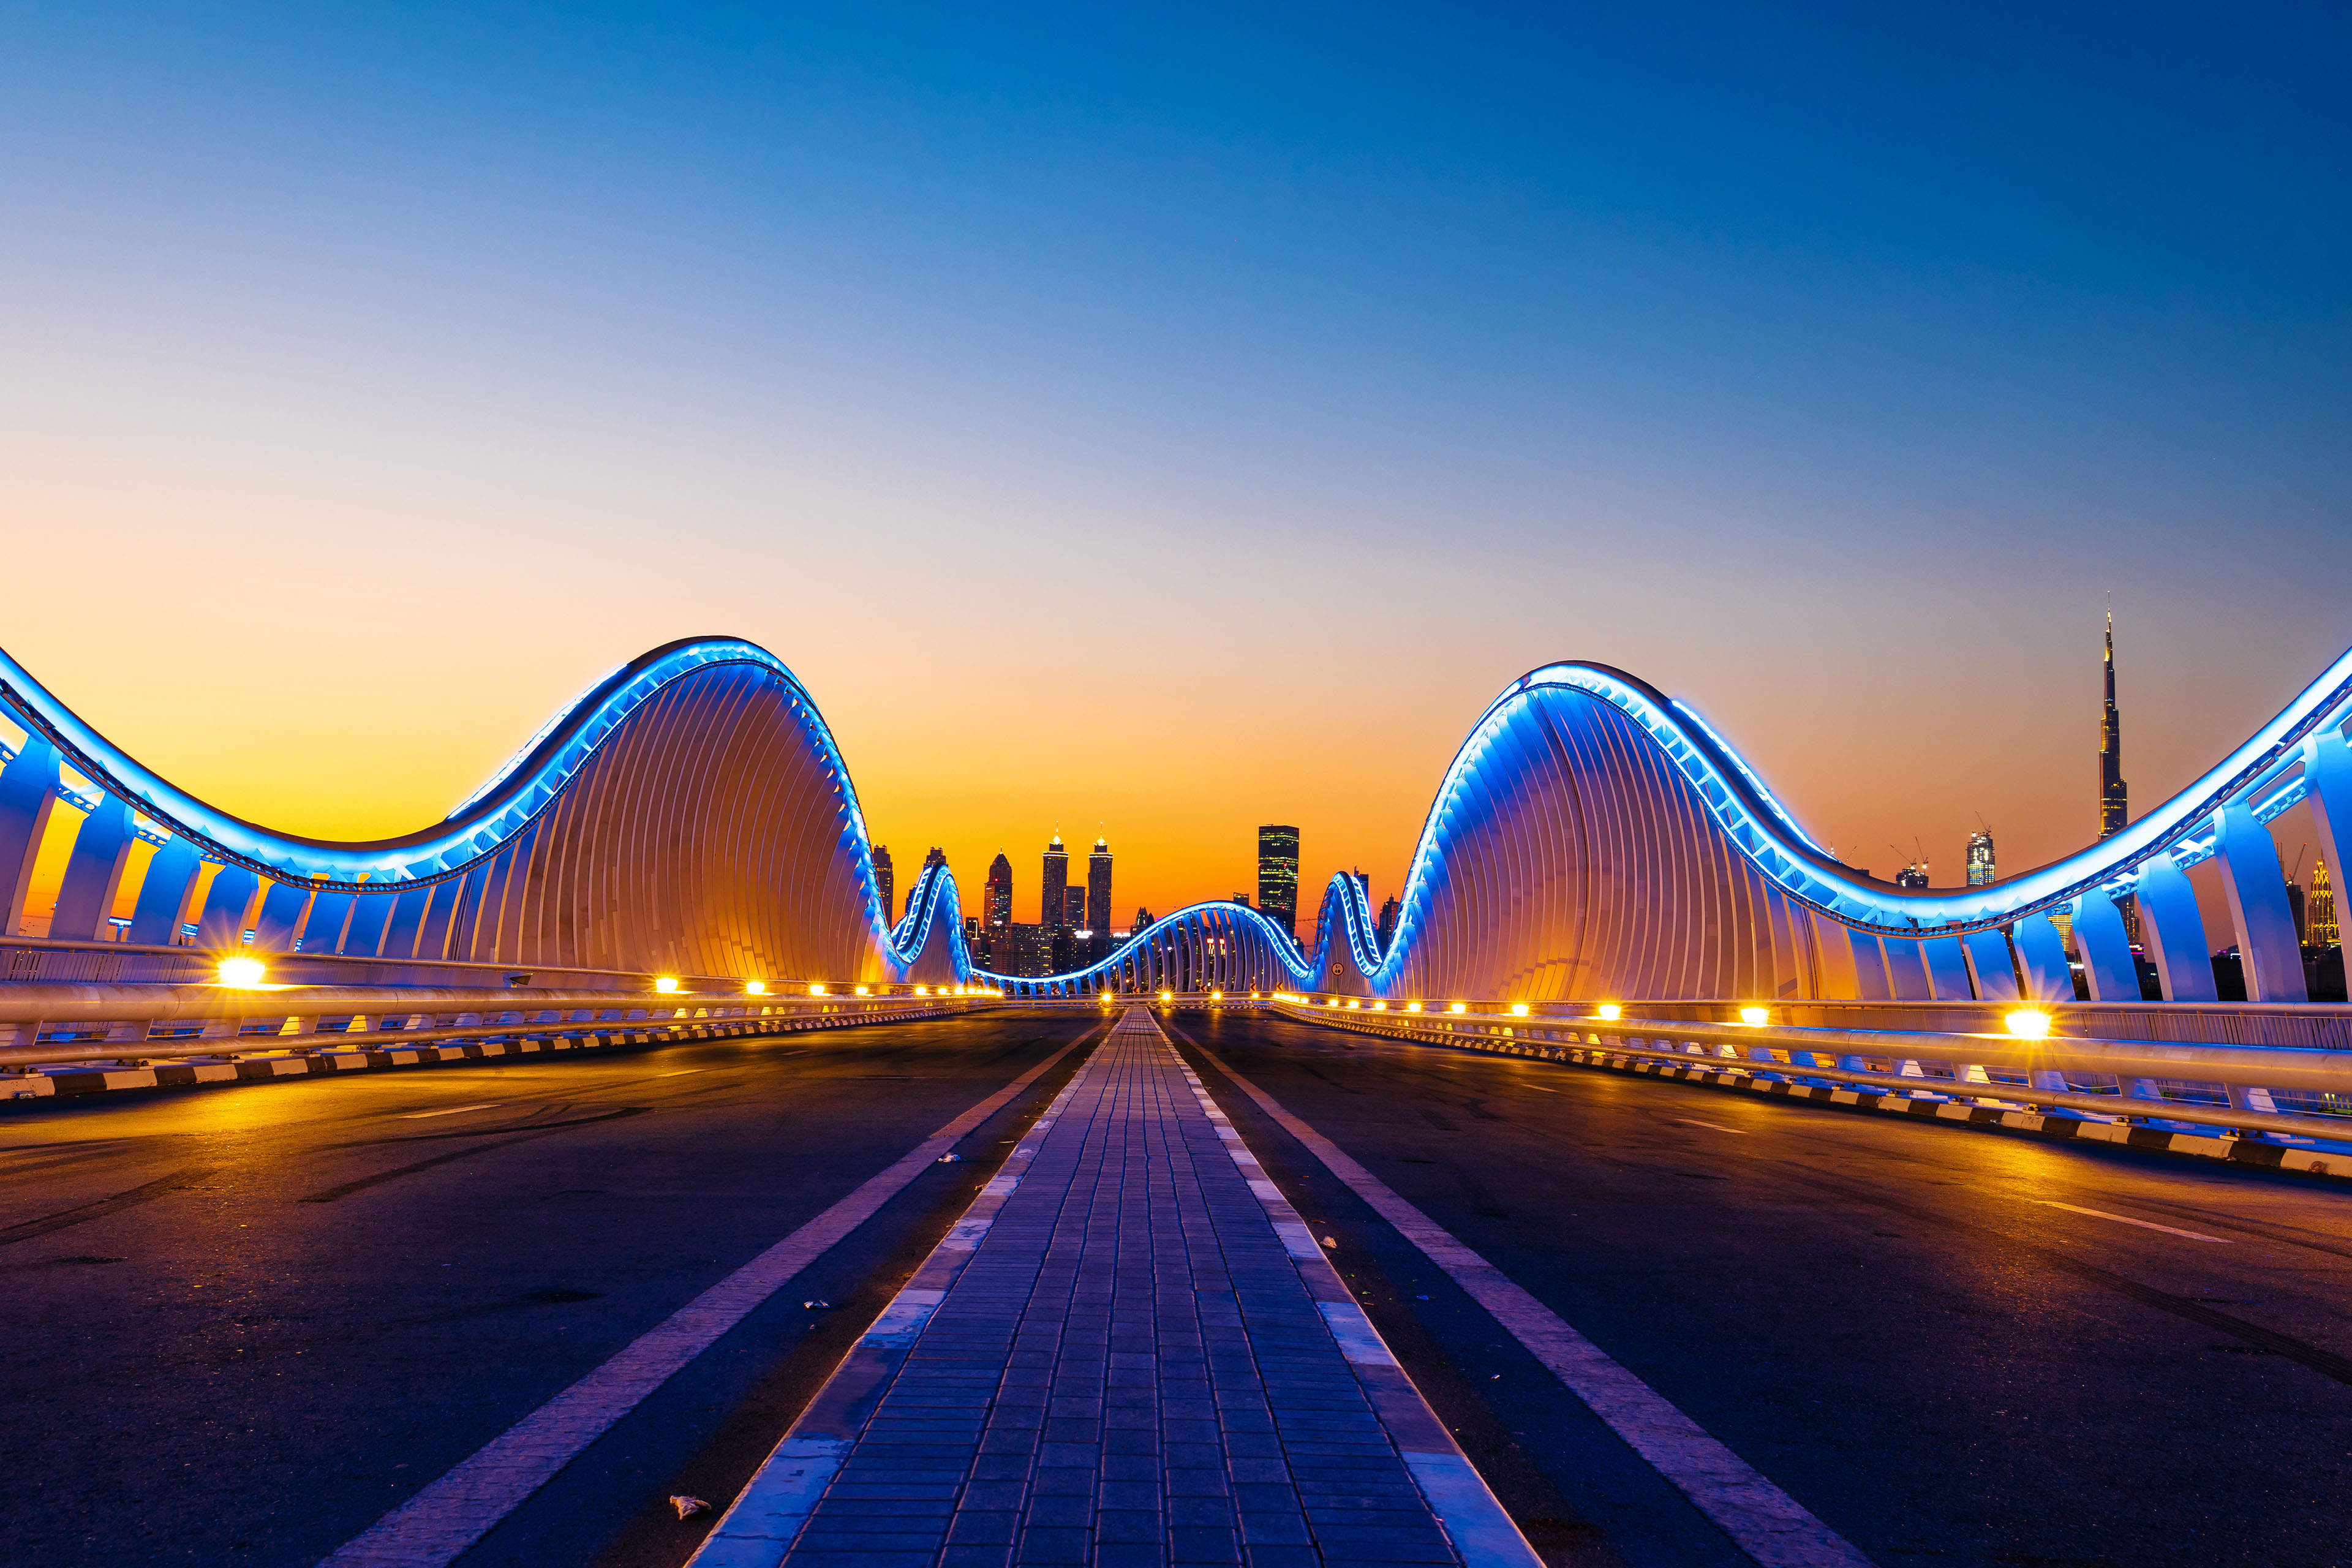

left=5, top=8, right=2348, bottom=926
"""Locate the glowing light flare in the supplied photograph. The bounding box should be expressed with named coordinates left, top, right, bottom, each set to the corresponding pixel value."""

left=745, top=981, right=767, bottom=995
left=1449, top=1002, right=1466, bottom=1014
left=216, top=956, right=266, bottom=988
left=654, top=976, right=680, bottom=994
left=1596, top=1003, right=1622, bottom=1021
left=1739, top=1006, right=1770, bottom=1026
left=1407, top=1002, right=1423, bottom=1012
left=809, top=984, right=826, bottom=997
left=2005, top=1009, right=2053, bottom=1039
left=855, top=986, right=871, bottom=996
left=1510, top=1003, right=1530, bottom=1017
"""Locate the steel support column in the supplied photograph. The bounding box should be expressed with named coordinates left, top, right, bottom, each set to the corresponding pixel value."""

left=2213, top=802, right=2308, bottom=1002
left=2070, top=894, right=2141, bottom=1002
left=2133, top=851, right=2217, bottom=1001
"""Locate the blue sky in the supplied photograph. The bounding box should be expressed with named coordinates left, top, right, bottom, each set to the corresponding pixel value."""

left=4, top=2, right=2346, bottom=908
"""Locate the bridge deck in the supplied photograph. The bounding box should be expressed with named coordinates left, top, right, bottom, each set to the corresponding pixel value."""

left=693, top=1008, right=1521, bottom=1567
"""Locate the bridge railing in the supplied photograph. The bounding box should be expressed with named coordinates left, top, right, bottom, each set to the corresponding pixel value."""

left=0, top=984, right=997, bottom=1070
left=1275, top=998, right=2352, bottom=1142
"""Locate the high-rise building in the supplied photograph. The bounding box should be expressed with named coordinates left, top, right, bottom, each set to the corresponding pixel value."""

left=1376, top=895, right=1401, bottom=949
left=1966, top=829, right=1996, bottom=887
left=873, top=843, right=894, bottom=925
left=1065, top=887, right=1090, bottom=929
left=2312, top=859, right=2339, bottom=948
left=1351, top=868, right=1370, bottom=902
left=986, top=853, right=1013, bottom=928
left=1042, top=835, right=1068, bottom=929
left=1894, top=863, right=1930, bottom=890
left=1232, top=892, right=1251, bottom=907
left=2099, top=609, right=2129, bottom=840
left=1257, top=826, right=1299, bottom=937
left=1087, top=838, right=1113, bottom=937
left=1132, top=906, right=1156, bottom=933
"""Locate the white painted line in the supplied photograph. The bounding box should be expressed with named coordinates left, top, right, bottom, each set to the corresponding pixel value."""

left=1676, top=1118, right=1748, bottom=1134
left=1199, top=1046, right=1877, bottom=1568
left=316, top=1033, right=1091, bottom=1568
left=394, top=1103, right=505, bottom=1120
left=652, top=1069, right=708, bottom=1078
left=2034, top=1200, right=2232, bottom=1243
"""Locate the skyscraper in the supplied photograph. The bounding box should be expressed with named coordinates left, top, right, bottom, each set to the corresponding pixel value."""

left=986, top=853, right=1013, bottom=929
left=1065, top=888, right=1090, bottom=929
left=873, top=844, right=894, bottom=925
left=918, top=846, right=946, bottom=916
left=1088, top=837, right=1113, bottom=938
left=1894, top=863, right=1930, bottom=890
left=1966, top=829, right=1996, bottom=887
left=2312, top=859, right=2339, bottom=948
left=1376, top=895, right=1401, bottom=950
left=1257, top=826, right=1299, bottom=937
left=1042, top=835, right=1069, bottom=929
left=2100, top=609, right=2129, bottom=840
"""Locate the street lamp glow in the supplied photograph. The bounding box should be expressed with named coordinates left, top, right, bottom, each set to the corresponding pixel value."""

left=654, top=976, right=680, bottom=993
left=2005, top=1009, right=2052, bottom=1039
left=1740, top=1005, right=1770, bottom=1026
left=1159, top=990, right=1173, bottom=1001
left=1211, top=990, right=1223, bottom=1000
left=216, top=956, right=266, bottom=988
left=914, top=984, right=929, bottom=995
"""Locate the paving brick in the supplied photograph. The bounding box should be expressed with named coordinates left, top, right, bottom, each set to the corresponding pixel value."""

left=767, top=1012, right=1466, bottom=1567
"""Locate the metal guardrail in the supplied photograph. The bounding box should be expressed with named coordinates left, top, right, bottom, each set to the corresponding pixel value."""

left=0, top=984, right=996, bottom=1069
left=1275, top=1000, right=2352, bottom=1142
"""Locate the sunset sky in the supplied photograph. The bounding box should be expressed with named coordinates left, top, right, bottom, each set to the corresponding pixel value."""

left=5, top=4, right=2348, bottom=924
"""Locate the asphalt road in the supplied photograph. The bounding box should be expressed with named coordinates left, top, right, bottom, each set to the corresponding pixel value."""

left=0, top=1011, right=1099, bottom=1568
left=6, top=1006, right=2348, bottom=1568
left=1174, top=1011, right=2352, bottom=1568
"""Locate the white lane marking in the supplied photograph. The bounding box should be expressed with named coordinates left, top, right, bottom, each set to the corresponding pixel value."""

left=1198, top=1042, right=1877, bottom=1568
left=2035, top=1200, right=2231, bottom=1243
left=652, top=1069, right=708, bottom=1078
left=317, top=1033, right=1093, bottom=1568
left=394, top=1103, right=505, bottom=1120
left=1676, top=1118, right=1748, bottom=1134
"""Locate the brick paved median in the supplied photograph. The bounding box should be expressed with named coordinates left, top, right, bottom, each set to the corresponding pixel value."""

left=692, top=1006, right=1531, bottom=1568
